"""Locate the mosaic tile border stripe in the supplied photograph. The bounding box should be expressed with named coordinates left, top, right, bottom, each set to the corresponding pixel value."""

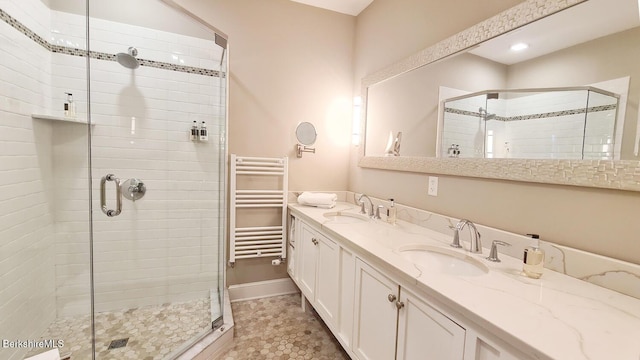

left=358, top=0, right=640, bottom=192
left=444, top=104, right=617, bottom=122
left=0, top=7, right=223, bottom=78
left=0, top=7, right=52, bottom=50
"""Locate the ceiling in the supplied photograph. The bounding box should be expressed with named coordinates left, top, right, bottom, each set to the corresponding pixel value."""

left=289, top=0, right=374, bottom=16
left=470, top=0, right=640, bottom=65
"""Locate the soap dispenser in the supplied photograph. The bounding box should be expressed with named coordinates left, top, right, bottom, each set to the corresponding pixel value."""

left=522, top=234, right=545, bottom=279
left=190, top=121, right=198, bottom=141
left=199, top=121, right=208, bottom=141
left=386, top=198, right=397, bottom=225
left=64, top=93, right=76, bottom=118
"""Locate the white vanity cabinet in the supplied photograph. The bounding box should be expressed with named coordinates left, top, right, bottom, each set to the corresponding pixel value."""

left=397, top=287, right=466, bottom=359
left=353, top=258, right=466, bottom=360
left=289, top=216, right=356, bottom=350
left=353, top=259, right=399, bottom=360
left=463, top=330, right=528, bottom=360
left=297, top=220, right=340, bottom=327
left=288, top=213, right=532, bottom=360
left=287, top=214, right=298, bottom=279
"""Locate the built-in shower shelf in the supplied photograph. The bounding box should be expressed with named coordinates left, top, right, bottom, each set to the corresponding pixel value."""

left=31, top=114, right=94, bottom=125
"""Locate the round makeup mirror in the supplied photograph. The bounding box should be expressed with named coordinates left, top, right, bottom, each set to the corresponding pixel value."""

left=295, top=122, right=317, bottom=146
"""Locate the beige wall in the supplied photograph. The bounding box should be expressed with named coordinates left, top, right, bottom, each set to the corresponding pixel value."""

left=177, top=0, right=355, bottom=285
left=366, top=53, right=507, bottom=157
left=174, top=0, right=640, bottom=287
left=350, top=0, right=640, bottom=265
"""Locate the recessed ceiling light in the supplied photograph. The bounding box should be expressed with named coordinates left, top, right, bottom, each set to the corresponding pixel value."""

left=510, top=43, right=529, bottom=51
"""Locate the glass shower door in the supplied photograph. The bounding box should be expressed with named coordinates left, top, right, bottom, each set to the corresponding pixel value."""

left=0, top=1, right=225, bottom=359
left=87, top=1, right=227, bottom=358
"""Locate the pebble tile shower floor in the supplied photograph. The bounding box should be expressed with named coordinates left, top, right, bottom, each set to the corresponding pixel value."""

left=25, top=298, right=210, bottom=359
left=219, top=293, right=349, bottom=360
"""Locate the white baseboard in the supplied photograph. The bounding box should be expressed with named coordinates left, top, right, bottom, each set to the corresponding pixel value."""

left=228, top=278, right=299, bottom=302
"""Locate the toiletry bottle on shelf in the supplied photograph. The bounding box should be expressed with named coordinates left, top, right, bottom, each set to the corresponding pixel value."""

left=65, top=93, right=76, bottom=118
left=190, top=121, right=198, bottom=141
left=387, top=198, right=397, bottom=225
left=522, top=234, right=545, bottom=279
left=199, top=121, right=208, bottom=141
left=64, top=94, right=70, bottom=117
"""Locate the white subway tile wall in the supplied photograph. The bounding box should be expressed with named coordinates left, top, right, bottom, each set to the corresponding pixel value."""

left=51, top=10, right=225, bottom=315
left=442, top=89, right=618, bottom=159
left=0, top=2, right=57, bottom=359
left=441, top=95, right=486, bottom=158
left=1, top=1, right=225, bottom=358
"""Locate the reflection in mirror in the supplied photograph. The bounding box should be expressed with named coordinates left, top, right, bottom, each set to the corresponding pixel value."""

left=440, top=86, right=621, bottom=159
left=364, top=0, right=640, bottom=161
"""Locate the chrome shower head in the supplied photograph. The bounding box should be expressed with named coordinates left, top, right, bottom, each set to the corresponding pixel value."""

left=116, top=47, right=140, bottom=69
left=479, top=107, right=496, bottom=121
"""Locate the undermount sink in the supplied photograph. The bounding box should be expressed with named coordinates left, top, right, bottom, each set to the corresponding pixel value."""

left=396, top=244, right=489, bottom=276
left=323, top=211, right=369, bottom=224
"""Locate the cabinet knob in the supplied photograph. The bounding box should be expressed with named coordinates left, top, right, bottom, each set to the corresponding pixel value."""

left=311, top=238, right=318, bottom=245
left=387, top=294, right=397, bottom=302
left=396, top=301, right=405, bottom=309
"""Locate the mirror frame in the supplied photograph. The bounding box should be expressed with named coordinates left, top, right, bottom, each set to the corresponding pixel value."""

left=358, top=0, right=640, bottom=192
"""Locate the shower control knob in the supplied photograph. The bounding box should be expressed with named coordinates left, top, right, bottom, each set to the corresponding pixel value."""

left=121, top=178, right=146, bottom=202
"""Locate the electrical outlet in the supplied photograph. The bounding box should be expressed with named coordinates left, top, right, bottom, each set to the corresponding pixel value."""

left=428, top=176, right=438, bottom=196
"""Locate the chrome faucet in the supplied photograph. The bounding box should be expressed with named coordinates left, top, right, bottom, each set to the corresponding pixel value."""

left=450, top=219, right=482, bottom=253
left=357, top=194, right=375, bottom=218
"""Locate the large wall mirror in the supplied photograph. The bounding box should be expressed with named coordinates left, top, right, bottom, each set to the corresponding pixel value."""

left=359, top=0, right=640, bottom=191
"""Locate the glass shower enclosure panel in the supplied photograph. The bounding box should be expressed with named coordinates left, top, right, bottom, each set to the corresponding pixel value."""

left=0, top=1, right=92, bottom=359
left=87, top=1, right=226, bottom=359
left=441, top=87, right=620, bottom=159
left=1, top=1, right=226, bottom=359
left=440, top=94, right=488, bottom=158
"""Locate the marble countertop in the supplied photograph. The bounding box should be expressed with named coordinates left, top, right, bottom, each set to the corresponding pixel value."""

left=289, top=202, right=640, bottom=360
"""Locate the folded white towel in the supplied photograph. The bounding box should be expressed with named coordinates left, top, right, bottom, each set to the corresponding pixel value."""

left=297, top=192, right=337, bottom=208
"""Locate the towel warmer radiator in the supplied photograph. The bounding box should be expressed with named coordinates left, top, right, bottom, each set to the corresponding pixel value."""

left=229, top=154, right=288, bottom=267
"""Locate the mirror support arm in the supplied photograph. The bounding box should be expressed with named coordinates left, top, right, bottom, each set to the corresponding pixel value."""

left=296, top=144, right=316, bottom=158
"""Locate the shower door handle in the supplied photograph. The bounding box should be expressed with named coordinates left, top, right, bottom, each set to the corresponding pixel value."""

left=101, top=174, right=122, bottom=217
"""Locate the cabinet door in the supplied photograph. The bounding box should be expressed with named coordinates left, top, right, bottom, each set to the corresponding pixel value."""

left=353, top=259, right=399, bottom=360
left=338, top=247, right=355, bottom=349
left=315, top=233, right=339, bottom=327
left=464, top=330, right=530, bottom=360
left=287, top=215, right=297, bottom=279
left=298, top=223, right=318, bottom=300
left=397, top=288, right=465, bottom=360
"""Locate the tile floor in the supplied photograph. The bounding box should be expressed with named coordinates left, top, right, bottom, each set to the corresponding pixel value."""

left=25, top=298, right=212, bottom=360
left=219, top=293, right=350, bottom=360
left=26, top=293, right=348, bottom=360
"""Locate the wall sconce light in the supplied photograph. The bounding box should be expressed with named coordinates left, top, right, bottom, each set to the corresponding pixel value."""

left=352, top=96, right=362, bottom=146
